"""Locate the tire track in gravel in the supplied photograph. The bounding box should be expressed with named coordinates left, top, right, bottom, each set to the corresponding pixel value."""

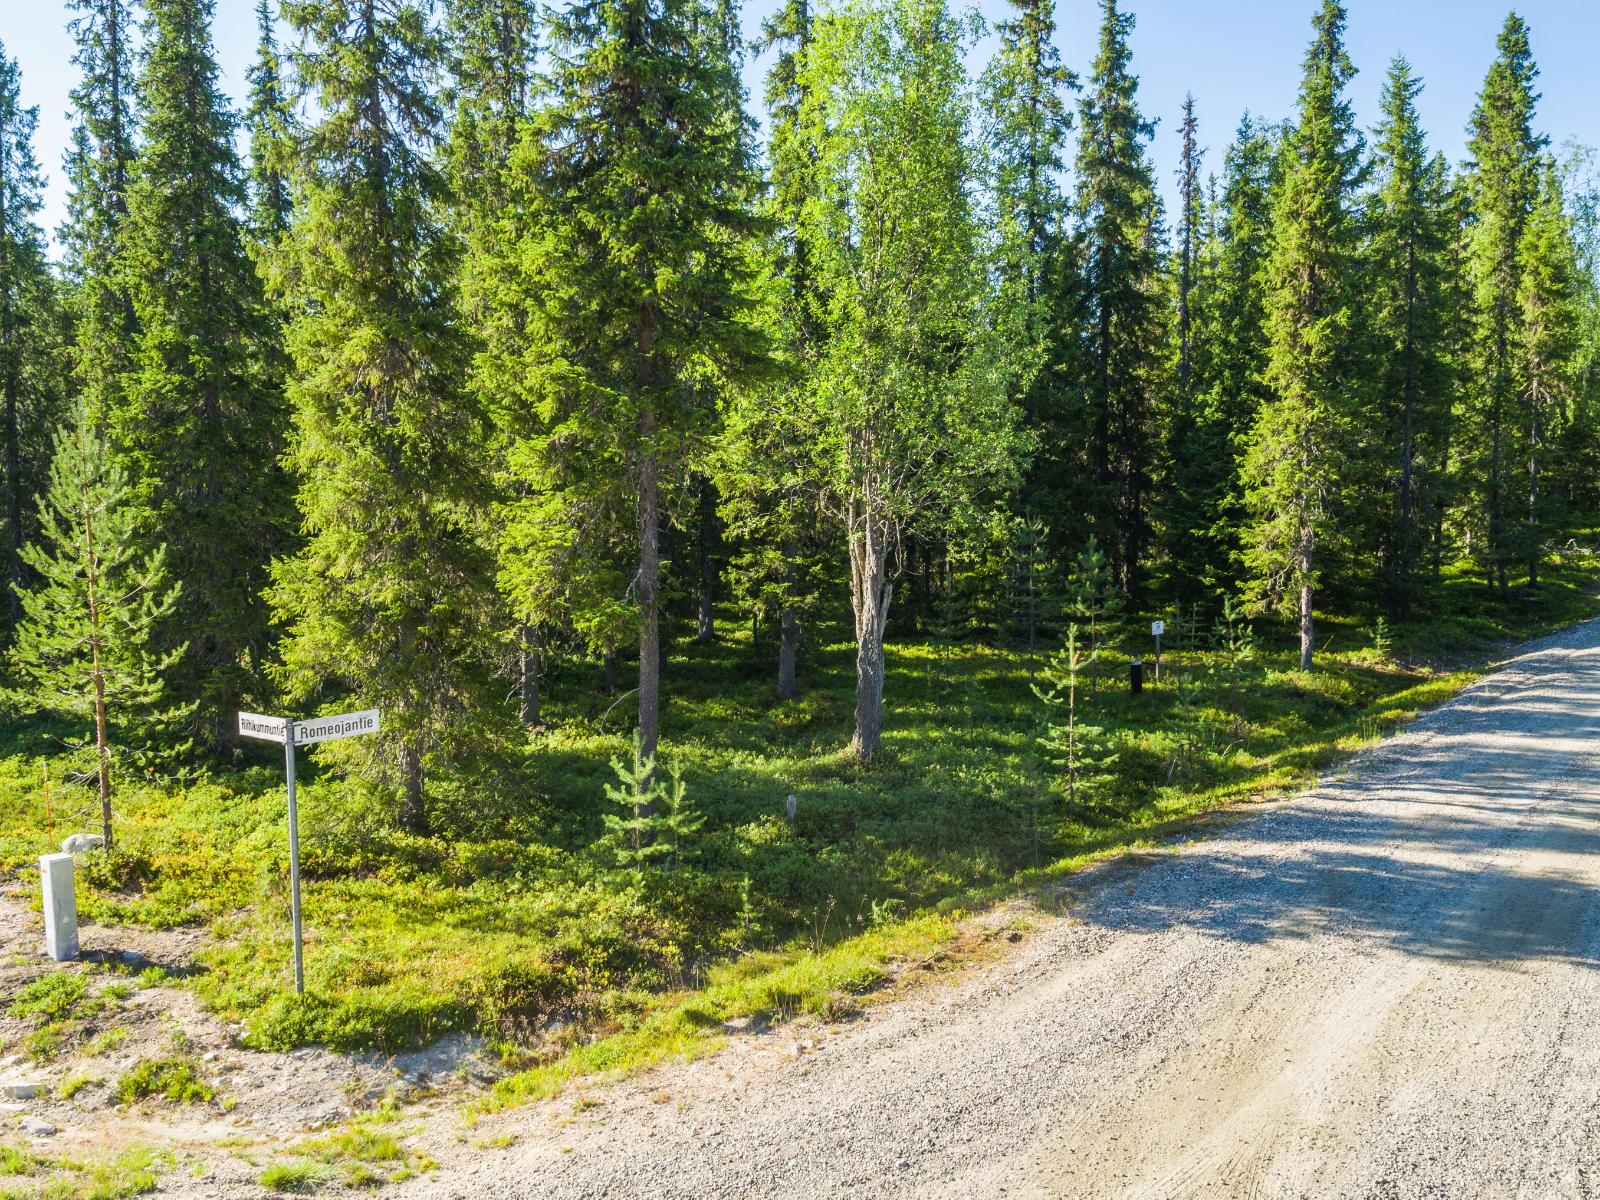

left=391, top=618, right=1600, bottom=1200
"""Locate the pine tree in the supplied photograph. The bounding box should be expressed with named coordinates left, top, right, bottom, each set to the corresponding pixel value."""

left=114, top=0, right=289, bottom=750
left=61, top=0, right=138, bottom=426
left=1241, top=0, right=1363, bottom=672
left=1071, top=0, right=1166, bottom=604
left=1515, top=158, right=1582, bottom=583
left=1463, top=14, right=1545, bottom=597
left=244, top=0, right=292, bottom=246
left=267, top=0, right=500, bottom=833
left=798, top=0, right=1018, bottom=758
left=0, top=41, right=64, bottom=635
left=1366, top=57, right=1461, bottom=618
left=8, top=408, right=187, bottom=852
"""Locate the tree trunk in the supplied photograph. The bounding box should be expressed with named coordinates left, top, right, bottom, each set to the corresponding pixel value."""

left=398, top=741, right=428, bottom=836
left=84, top=497, right=113, bottom=851
left=777, top=606, right=800, bottom=701
left=518, top=623, right=541, bottom=729
left=602, top=651, right=618, bottom=697
left=638, top=445, right=660, bottom=763
left=695, top=479, right=715, bottom=644
left=848, top=501, right=893, bottom=759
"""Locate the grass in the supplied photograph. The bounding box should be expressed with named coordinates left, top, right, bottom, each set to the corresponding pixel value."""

left=260, top=1117, right=422, bottom=1192
left=0, top=1146, right=168, bottom=1200
left=111, top=1058, right=213, bottom=1105
left=1, top=549, right=1597, bottom=1108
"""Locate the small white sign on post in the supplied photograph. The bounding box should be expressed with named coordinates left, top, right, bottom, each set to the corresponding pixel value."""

left=238, top=707, right=381, bottom=995
left=1151, top=620, right=1165, bottom=637
left=1151, top=620, right=1165, bottom=683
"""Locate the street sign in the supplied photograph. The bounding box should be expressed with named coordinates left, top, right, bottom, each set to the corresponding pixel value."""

left=238, top=712, right=287, bottom=742
left=293, top=709, right=380, bottom=745
left=237, top=706, right=381, bottom=995
left=1151, top=620, right=1165, bottom=637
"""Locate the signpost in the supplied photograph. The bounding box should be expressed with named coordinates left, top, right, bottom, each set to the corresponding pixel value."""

left=1151, top=620, right=1165, bottom=683
left=239, top=708, right=381, bottom=994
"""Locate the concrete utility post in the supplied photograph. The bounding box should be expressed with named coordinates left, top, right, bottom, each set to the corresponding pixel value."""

left=40, top=853, right=78, bottom=962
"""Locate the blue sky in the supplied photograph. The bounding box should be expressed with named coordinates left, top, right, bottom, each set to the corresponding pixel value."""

left=4, top=0, right=1598, bottom=254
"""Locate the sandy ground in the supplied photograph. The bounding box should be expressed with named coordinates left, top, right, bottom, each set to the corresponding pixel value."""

left=392, top=617, right=1600, bottom=1200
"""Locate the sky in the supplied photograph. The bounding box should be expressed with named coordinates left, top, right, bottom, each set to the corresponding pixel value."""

left=4, top=0, right=1599, bottom=257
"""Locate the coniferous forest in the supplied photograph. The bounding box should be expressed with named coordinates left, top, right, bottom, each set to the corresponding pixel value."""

left=4, top=0, right=1600, bottom=1085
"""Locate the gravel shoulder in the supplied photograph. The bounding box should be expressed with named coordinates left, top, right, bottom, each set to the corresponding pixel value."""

left=399, top=618, right=1600, bottom=1200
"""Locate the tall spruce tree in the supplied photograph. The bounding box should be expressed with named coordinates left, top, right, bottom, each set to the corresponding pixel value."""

left=1515, top=158, right=1582, bottom=583
left=445, top=0, right=542, bottom=726
left=494, top=0, right=762, bottom=762
left=244, top=0, right=292, bottom=246
left=1167, top=114, right=1277, bottom=602
left=61, top=0, right=137, bottom=425
left=1463, top=13, right=1545, bottom=596
left=268, top=0, right=500, bottom=832
left=1240, top=0, right=1363, bottom=671
left=1366, top=57, right=1461, bottom=618
left=979, top=0, right=1076, bottom=546
left=1071, top=0, right=1166, bottom=604
left=114, top=0, right=288, bottom=750
left=0, top=42, right=63, bottom=635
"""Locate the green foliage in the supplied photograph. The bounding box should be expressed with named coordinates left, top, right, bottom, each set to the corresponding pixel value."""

left=1069, top=0, right=1168, bottom=603
left=1241, top=0, right=1364, bottom=671
left=795, top=0, right=1020, bottom=756
left=1462, top=13, right=1546, bottom=595
left=1209, top=595, right=1258, bottom=733
left=1034, top=623, right=1118, bottom=812
left=1364, top=55, right=1462, bottom=619
left=267, top=0, right=502, bottom=833
left=111, top=1056, right=213, bottom=1105
left=1067, top=534, right=1122, bottom=691
left=7, top=409, right=189, bottom=845
left=602, top=731, right=704, bottom=871
left=9, top=972, right=89, bottom=1021
left=114, top=0, right=288, bottom=747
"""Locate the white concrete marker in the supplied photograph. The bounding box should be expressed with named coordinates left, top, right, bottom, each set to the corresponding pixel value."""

left=40, top=853, right=78, bottom=962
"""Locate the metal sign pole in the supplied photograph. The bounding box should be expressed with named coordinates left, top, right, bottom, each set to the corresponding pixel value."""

left=284, top=718, right=305, bottom=996
left=240, top=707, right=379, bottom=997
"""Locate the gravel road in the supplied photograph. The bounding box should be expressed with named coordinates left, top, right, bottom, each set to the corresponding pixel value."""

left=412, top=619, right=1600, bottom=1200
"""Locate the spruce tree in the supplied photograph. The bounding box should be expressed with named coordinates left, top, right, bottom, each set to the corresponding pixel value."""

left=1462, top=14, right=1545, bottom=596
left=1167, top=115, right=1277, bottom=601
left=1367, top=57, right=1461, bottom=618
left=244, top=0, right=293, bottom=246
left=114, top=0, right=289, bottom=750
left=61, top=0, right=138, bottom=426
left=1240, top=0, right=1363, bottom=672
left=979, top=0, right=1077, bottom=556
left=268, top=0, right=500, bottom=833
left=1071, top=0, right=1166, bottom=604
left=0, top=42, right=64, bottom=635
left=8, top=408, right=187, bottom=852
left=494, top=0, right=762, bottom=762
left=446, top=0, right=541, bottom=726
left=1514, top=158, right=1582, bottom=583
